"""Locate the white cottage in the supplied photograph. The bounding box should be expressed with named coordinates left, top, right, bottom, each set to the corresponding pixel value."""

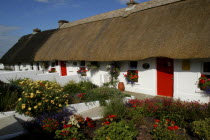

left=1, top=0, right=210, bottom=103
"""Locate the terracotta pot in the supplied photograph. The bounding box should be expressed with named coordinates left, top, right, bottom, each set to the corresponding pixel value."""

left=118, top=82, right=125, bottom=91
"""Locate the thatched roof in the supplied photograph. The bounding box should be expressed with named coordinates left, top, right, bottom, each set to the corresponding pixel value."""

left=1, top=29, right=56, bottom=64
left=34, top=0, right=210, bottom=62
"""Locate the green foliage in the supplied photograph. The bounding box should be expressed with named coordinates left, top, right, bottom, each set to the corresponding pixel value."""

left=55, top=126, right=85, bottom=140
left=15, top=79, right=69, bottom=117
left=94, top=120, right=138, bottom=140
left=125, top=107, right=145, bottom=126
left=0, top=80, right=21, bottom=111
left=106, top=62, right=120, bottom=87
left=63, top=80, right=98, bottom=95
left=192, top=118, right=210, bottom=140
left=83, top=87, right=128, bottom=105
left=103, top=95, right=126, bottom=118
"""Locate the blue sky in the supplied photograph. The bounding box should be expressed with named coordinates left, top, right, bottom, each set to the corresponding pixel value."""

left=0, top=0, right=149, bottom=58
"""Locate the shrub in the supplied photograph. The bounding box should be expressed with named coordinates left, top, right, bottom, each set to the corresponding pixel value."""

left=192, top=118, right=210, bottom=139
left=94, top=120, right=138, bottom=140
left=125, top=107, right=145, bottom=126
left=83, top=87, right=128, bottom=105
left=103, top=95, right=126, bottom=118
left=0, top=80, right=21, bottom=111
left=63, top=81, right=97, bottom=95
left=15, top=79, right=69, bottom=117
left=151, top=119, right=186, bottom=140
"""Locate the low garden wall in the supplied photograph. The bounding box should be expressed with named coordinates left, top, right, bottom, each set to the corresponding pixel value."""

left=0, top=71, right=85, bottom=86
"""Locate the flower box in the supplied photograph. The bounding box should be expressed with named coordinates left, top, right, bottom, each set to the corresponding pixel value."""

left=124, top=70, right=139, bottom=83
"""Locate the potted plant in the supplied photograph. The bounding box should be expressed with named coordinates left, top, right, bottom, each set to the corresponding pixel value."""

left=77, top=67, right=88, bottom=76
left=198, top=74, right=210, bottom=93
left=124, top=70, right=139, bottom=83
left=48, top=68, right=57, bottom=73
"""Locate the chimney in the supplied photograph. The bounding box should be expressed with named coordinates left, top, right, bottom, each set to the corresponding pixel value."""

left=33, top=28, right=41, bottom=34
left=58, top=20, right=69, bottom=28
left=126, top=0, right=138, bottom=7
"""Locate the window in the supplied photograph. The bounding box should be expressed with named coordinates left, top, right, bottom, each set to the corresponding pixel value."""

left=51, top=62, right=56, bottom=67
left=80, top=61, right=85, bottom=67
left=203, top=62, right=210, bottom=73
left=130, top=61, right=138, bottom=69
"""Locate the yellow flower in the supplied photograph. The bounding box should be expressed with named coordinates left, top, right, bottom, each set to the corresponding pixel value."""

left=18, top=98, right=22, bottom=101
left=28, top=107, right=31, bottom=111
left=56, top=97, right=59, bottom=99
left=45, top=99, right=49, bottom=102
left=36, top=90, right=41, bottom=93
left=21, top=104, right=26, bottom=109
left=65, top=101, right=68, bottom=105
left=34, top=106, right=37, bottom=109
left=38, top=103, right=42, bottom=106
left=51, top=100, right=54, bottom=104
left=58, top=104, right=62, bottom=107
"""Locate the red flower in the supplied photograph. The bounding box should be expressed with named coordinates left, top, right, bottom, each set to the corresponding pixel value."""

left=87, top=123, right=95, bottom=127
left=166, top=119, right=170, bottom=122
left=153, top=124, right=158, bottom=127
left=201, top=74, right=206, bottom=77
left=199, top=79, right=206, bottom=84
left=104, top=121, right=110, bottom=125
left=155, top=119, right=160, bottom=122
left=171, top=121, right=175, bottom=124
left=108, top=115, right=117, bottom=118
left=173, top=126, right=179, bottom=130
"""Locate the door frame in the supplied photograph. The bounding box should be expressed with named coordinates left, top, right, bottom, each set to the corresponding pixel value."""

left=157, top=57, right=174, bottom=97
left=60, top=61, right=67, bottom=76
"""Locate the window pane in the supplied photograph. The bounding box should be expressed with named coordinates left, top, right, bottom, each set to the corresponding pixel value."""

left=204, top=62, right=210, bottom=72
left=130, top=61, right=137, bottom=69
left=80, top=61, right=85, bottom=67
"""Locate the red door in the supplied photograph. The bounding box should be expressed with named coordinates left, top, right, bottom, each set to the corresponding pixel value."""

left=60, top=61, right=67, bottom=76
left=157, top=58, right=174, bottom=97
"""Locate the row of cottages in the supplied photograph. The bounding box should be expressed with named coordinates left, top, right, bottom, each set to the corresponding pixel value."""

left=1, top=0, right=210, bottom=103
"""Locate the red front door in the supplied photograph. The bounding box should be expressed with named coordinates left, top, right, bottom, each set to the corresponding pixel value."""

left=60, top=61, right=67, bottom=76
left=157, top=58, right=174, bottom=97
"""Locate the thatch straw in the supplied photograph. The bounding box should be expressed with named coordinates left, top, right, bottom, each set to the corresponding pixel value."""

left=34, top=0, right=210, bottom=61
left=1, top=29, right=56, bottom=64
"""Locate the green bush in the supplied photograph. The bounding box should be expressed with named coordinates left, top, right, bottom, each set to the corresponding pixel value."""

left=63, top=80, right=98, bottom=95
left=0, top=80, right=21, bottom=111
left=15, top=79, right=69, bottom=117
left=83, top=87, right=128, bottom=105
left=192, top=118, right=210, bottom=139
left=125, top=107, right=145, bottom=126
left=94, top=120, right=138, bottom=140
left=103, top=95, right=126, bottom=118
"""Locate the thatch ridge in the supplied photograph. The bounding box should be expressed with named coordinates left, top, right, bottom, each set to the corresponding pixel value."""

left=1, top=29, right=57, bottom=64
left=34, top=0, right=210, bottom=61
left=61, top=0, right=183, bottom=29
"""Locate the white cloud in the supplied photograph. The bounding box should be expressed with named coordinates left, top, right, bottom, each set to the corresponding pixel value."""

left=0, top=25, right=20, bottom=58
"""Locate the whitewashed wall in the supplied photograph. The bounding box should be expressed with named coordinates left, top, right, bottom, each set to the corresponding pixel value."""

left=0, top=70, right=83, bottom=86
left=0, top=63, right=4, bottom=69
left=174, top=59, right=210, bottom=103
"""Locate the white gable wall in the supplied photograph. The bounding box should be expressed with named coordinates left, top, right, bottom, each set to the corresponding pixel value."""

left=174, top=59, right=210, bottom=103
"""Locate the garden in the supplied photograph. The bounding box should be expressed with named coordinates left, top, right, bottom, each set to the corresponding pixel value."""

left=0, top=78, right=210, bottom=140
